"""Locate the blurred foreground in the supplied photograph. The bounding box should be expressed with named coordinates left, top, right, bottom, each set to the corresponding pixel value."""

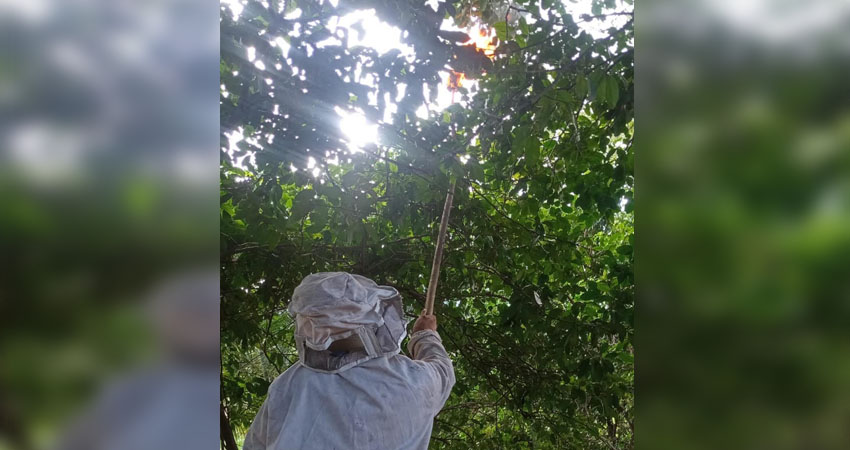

left=0, top=0, right=219, bottom=448
left=639, top=0, right=850, bottom=448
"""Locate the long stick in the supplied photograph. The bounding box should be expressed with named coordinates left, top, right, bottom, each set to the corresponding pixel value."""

left=424, top=181, right=456, bottom=315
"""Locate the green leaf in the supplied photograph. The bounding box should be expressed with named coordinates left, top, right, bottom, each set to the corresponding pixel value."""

left=525, top=140, right=540, bottom=167
left=597, top=75, right=620, bottom=107
left=513, top=127, right=530, bottom=153
left=468, top=161, right=485, bottom=182
left=270, top=184, right=282, bottom=202
left=290, top=189, right=314, bottom=220
left=253, top=15, right=269, bottom=28
left=493, top=21, right=508, bottom=42
left=575, top=75, right=589, bottom=98
left=307, top=206, right=328, bottom=233
left=592, top=2, right=603, bottom=15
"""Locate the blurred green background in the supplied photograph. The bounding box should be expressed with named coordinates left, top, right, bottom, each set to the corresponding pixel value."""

left=638, top=0, right=850, bottom=448
left=0, top=0, right=218, bottom=448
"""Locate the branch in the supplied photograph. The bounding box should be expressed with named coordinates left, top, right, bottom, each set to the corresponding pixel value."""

left=261, top=310, right=283, bottom=373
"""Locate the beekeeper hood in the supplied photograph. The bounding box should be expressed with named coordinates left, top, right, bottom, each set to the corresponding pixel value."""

left=288, top=272, right=408, bottom=373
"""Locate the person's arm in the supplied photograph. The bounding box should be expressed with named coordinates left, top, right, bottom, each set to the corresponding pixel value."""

left=407, top=312, right=456, bottom=412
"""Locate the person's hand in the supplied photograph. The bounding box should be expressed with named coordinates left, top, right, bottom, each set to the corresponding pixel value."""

left=412, top=310, right=437, bottom=333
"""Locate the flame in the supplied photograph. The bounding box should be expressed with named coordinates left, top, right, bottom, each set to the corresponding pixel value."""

left=446, top=27, right=497, bottom=92
left=448, top=71, right=466, bottom=91
left=470, top=27, right=497, bottom=57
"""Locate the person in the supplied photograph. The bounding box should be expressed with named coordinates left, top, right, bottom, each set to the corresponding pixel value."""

left=243, top=272, right=455, bottom=450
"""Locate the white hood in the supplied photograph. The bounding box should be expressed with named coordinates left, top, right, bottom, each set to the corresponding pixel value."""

left=287, top=272, right=408, bottom=373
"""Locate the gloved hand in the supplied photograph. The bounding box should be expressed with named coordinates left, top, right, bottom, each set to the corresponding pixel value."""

left=412, top=310, right=437, bottom=333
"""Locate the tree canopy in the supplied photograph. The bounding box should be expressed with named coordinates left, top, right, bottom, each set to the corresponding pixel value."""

left=220, top=0, right=633, bottom=448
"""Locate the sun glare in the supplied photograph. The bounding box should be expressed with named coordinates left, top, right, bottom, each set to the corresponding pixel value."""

left=337, top=109, right=378, bottom=152
left=222, top=0, right=629, bottom=163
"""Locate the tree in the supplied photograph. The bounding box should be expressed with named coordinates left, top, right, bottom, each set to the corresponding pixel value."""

left=220, top=0, right=633, bottom=448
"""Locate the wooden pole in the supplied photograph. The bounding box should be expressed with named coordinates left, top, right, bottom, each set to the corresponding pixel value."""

left=424, top=181, right=456, bottom=315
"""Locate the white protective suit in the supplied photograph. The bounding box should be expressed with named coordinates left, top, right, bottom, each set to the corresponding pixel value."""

left=243, top=272, right=455, bottom=450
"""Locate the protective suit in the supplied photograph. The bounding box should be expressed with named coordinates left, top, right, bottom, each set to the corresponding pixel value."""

left=243, top=272, right=455, bottom=450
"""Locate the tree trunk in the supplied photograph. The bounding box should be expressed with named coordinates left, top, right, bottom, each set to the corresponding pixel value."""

left=220, top=403, right=239, bottom=450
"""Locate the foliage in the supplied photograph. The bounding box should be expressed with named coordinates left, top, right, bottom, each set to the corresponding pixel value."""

left=220, top=0, right=633, bottom=448
left=639, top=4, right=850, bottom=448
